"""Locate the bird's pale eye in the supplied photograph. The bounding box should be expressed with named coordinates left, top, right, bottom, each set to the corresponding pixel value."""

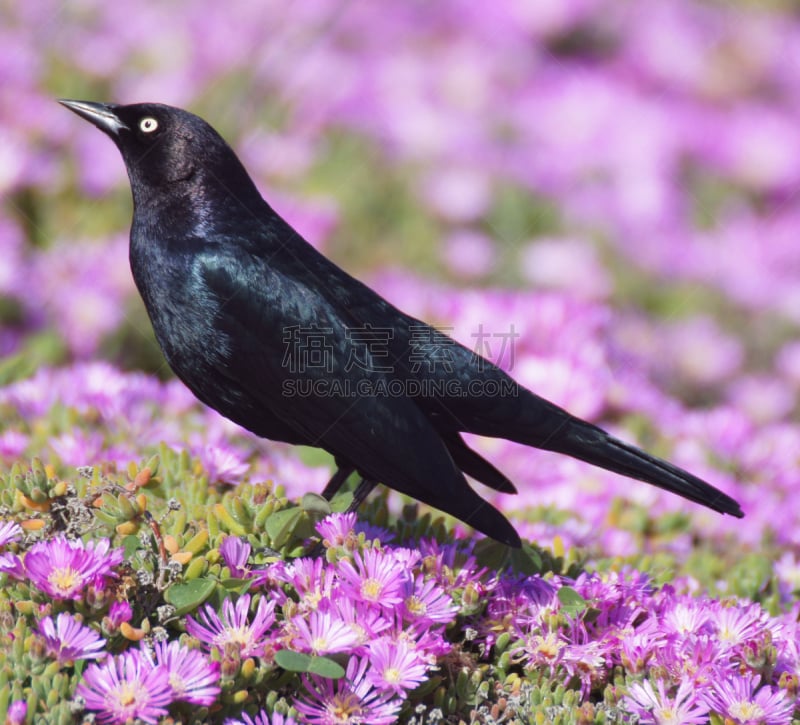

left=139, top=117, right=159, bottom=133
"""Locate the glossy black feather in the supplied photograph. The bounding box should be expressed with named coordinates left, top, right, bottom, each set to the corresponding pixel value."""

left=60, top=100, right=743, bottom=548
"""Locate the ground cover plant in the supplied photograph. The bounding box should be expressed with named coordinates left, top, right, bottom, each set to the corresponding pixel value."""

left=2, top=1, right=800, bottom=722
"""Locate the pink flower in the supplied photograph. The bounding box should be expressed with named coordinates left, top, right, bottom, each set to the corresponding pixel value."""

left=315, top=512, right=358, bottom=549
left=0, top=520, right=22, bottom=547
left=76, top=650, right=173, bottom=724
left=290, top=608, right=360, bottom=656
left=186, top=594, right=276, bottom=658
left=148, top=640, right=220, bottom=706
left=25, top=536, right=123, bottom=600
left=278, top=557, right=337, bottom=611
left=295, top=655, right=402, bottom=725
left=440, top=230, right=495, bottom=279
left=624, top=678, right=709, bottom=725
left=5, top=700, right=26, bottom=725
left=220, top=536, right=252, bottom=578
left=225, top=711, right=298, bottom=725
left=0, top=430, right=28, bottom=459
left=37, top=612, right=106, bottom=663
left=401, top=575, right=458, bottom=625
left=365, top=638, right=429, bottom=695
left=337, top=549, right=405, bottom=607
left=704, top=675, right=794, bottom=725
left=193, top=441, right=249, bottom=484
left=107, top=601, right=133, bottom=629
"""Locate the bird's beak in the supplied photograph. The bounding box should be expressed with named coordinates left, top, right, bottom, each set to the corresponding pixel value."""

left=58, top=99, right=129, bottom=136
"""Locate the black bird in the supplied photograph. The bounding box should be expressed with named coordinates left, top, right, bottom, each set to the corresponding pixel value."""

left=60, top=100, right=744, bottom=548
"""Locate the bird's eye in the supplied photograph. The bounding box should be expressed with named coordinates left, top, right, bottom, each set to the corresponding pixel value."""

left=139, top=117, right=159, bottom=133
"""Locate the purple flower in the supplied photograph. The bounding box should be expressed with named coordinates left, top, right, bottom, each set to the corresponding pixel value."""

left=49, top=430, right=106, bottom=467
left=704, top=675, right=794, bottom=725
left=708, top=602, right=769, bottom=653
left=619, top=628, right=664, bottom=675
left=365, top=638, right=429, bottom=696
left=332, top=597, right=392, bottom=647
left=6, top=700, right=26, bottom=725
left=624, top=678, right=709, bottom=725
left=420, top=167, right=490, bottom=222
left=315, top=512, right=358, bottom=549
left=220, top=536, right=252, bottom=578
left=186, top=594, right=276, bottom=658
left=25, top=536, right=123, bottom=600
left=659, top=597, right=711, bottom=637
left=107, top=601, right=133, bottom=628
left=653, top=635, right=721, bottom=686
left=515, top=630, right=567, bottom=670
left=0, top=430, right=28, bottom=459
left=225, top=711, right=298, bottom=725
left=440, top=230, right=495, bottom=279
left=396, top=623, right=452, bottom=662
left=278, top=557, right=337, bottom=610
left=560, top=639, right=608, bottom=697
left=521, top=236, right=611, bottom=300
left=148, top=640, right=221, bottom=706
left=37, top=612, right=106, bottom=663
left=338, top=549, right=405, bottom=607
left=76, top=650, right=173, bottom=724
left=0, top=520, right=22, bottom=547
left=193, top=441, right=249, bottom=484
left=31, top=235, right=132, bottom=358
left=401, top=575, right=458, bottom=625
left=295, top=655, right=402, bottom=725
left=0, top=552, right=23, bottom=578
left=290, top=608, right=360, bottom=656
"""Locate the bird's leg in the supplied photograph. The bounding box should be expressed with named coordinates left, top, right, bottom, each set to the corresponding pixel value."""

left=347, top=478, right=377, bottom=512
left=320, top=464, right=356, bottom=500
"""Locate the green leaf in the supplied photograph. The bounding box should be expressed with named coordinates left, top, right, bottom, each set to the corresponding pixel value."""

left=510, top=543, right=543, bottom=575
left=302, top=492, right=332, bottom=516
left=219, top=577, right=255, bottom=595
left=308, top=655, right=346, bottom=678
left=330, top=491, right=354, bottom=513
left=265, top=506, right=303, bottom=549
left=164, top=577, right=217, bottom=616
left=274, top=650, right=345, bottom=679
left=557, top=586, right=588, bottom=617
left=473, top=538, right=512, bottom=570
left=122, top=535, right=140, bottom=560
left=728, top=553, right=773, bottom=601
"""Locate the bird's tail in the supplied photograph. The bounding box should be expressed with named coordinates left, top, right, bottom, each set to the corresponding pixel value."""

left=536, top=417, right=744, bottom=518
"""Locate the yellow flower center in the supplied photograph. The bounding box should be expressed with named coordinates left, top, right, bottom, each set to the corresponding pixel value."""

left=405, top=595, right=427, bottom=616
left=361, top=578, right=382, bottom=600
left=383, top=667, right=401, bottom=684
left=224, top=626, right=253, bottom=647
left=117, top=683, right=138, bottom=707
left=728, top=701, right=765, bottom=721
left=531, top=632, right=562, bottom=660
left=169, top=671, right=185, bottom=695
left=654, top=707, right=680, bottom=724
left=329, top=693, right=362, bottom=722
left=48, top=567, right=80, bottom=595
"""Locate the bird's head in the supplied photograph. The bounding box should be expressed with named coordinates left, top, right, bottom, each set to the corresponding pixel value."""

left=59, top=100, right=263, bottom=218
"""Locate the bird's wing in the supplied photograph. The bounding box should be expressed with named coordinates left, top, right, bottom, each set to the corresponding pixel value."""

left=194, top=248, right=520, bottom=545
